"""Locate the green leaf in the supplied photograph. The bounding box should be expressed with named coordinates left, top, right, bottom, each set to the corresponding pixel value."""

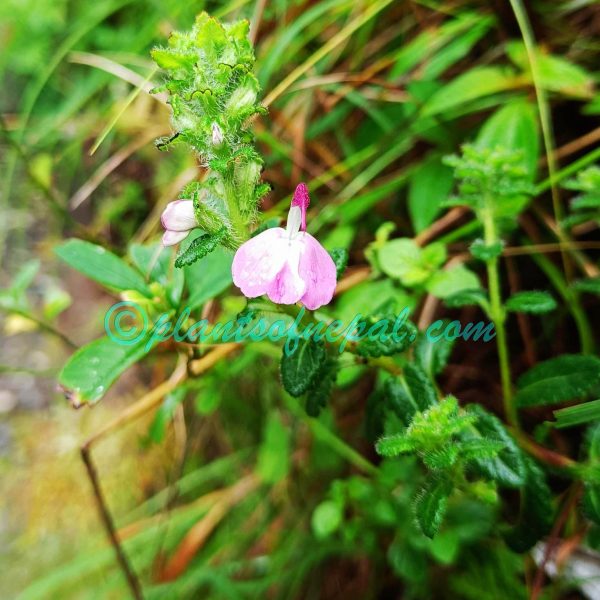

left=413, top=332, right=455, bottom=379
left=425, top=266, right=480, bottom=299
left=381, top=377, right=419, bottom=426
left=58, top=334, right=154, bottom=407
left=504, top=457, right=553, bottom=552
left=572, top=277, right=600, bottom=295
left=184, top=246, right=233, bottom=310
left=583, top=486, right=600, bottom=525
left=148, top=388, right=186, bottom=443
left=151, top=48, right=196, bottom=70
left=175, top=228, right=227, bottom=268
left=312, top=500, right=343, bottom=539
left=355, top=314, right=417, bottom=358
left=129, top=242, right=184, bottom=306
left=421, top=67, right=518, bottom=117
left=305, top=354, right=338, bottom=417
left=465, top=405, right=526, bottom=488
left=475, top=100, right=539, bottom=179
left=505, top=291, right=557, bottom=314
left=470, top=239, right=504, bottom=261
left=553, top=399, right=600, bottom=429
left=329, top=247, right=349, bottom=280
left=408, top=155, right=454, bottom=232
left=414, top=477, right=453, bottom=538
left=444, top=288, right=488, bottom=309
left=378, top=238, right=430, bottom=285
left=507, top=41, right=594, bottom=99
left=403, top=363, right=438, bottom=411
left=12, top=259, right=40, bottom=295
left=377, top=238, right=446, bottom=286
left=516, top=354, right=600, bottom=408
left=423, top=446, right=460, bottom=470
left=55, top=239, right=151, bottom=297
left=256, top=412, right=290, bottom=484
left=375, top=433, right=415, bottom=456
left=584, top=424, right=600, bottom=525
left=459, top=438, right=506, bottom=462
left=280, top=338, right=327, bottom=398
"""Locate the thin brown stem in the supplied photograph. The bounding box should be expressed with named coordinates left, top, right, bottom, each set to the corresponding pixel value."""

left=81, top=445, right=144, bottom=600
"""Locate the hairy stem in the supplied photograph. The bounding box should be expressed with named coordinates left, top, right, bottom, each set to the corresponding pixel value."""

left=482, top=206, right=518, bottom=428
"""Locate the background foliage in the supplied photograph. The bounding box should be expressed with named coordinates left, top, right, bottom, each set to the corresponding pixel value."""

left=1, top=0, right=600, bottom=598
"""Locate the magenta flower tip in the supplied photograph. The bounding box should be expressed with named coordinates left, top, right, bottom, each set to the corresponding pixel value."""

left=291, top=183, right=310, bottom=232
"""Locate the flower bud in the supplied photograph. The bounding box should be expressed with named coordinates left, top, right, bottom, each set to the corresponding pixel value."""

left=161, top=200, right=197, bottom=246
left=211, top=123, right=224, bottom=146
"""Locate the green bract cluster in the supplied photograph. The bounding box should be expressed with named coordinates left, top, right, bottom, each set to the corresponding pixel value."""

left=444, top=144, right=534, bottom=220
left=152, top=13, right=269, bottom=250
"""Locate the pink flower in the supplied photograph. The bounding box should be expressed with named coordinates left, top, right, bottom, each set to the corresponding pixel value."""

left=232, top=183, right=336, bottom=310
left=161, top=200, right=196, bottom=246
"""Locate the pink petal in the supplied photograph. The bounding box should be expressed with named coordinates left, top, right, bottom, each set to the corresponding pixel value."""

left=265, top=243, right=306, bottom=304
left=298, top=233, right=337, bottom=310
left=162, top=229, right=190, bottom=246
left=161, top=200, right=196, bottom=231
left=232, top=228, right=289, bottom=298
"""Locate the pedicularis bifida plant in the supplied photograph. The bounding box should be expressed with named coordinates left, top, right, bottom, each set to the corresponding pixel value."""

left=46, top=11, right=600, bottom=597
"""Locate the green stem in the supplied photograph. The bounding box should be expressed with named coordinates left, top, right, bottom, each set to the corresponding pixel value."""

left=222, top=171, right=247, bottom=245
left=283, top=393, right=378, bottom=477
left=482, top=206, right=518, bottom=428
left=531, top=250, right=594, bottom=354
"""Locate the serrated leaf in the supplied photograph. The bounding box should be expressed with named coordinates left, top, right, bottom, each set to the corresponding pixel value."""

left=423, top=446, right=460, bottom=470
left=55, top=239, right=151, bottom=297
left=151, top=48, right=196, bottom=70
left=516, top=354, right=600, bottom=408
left=504, top=457, right=553, bottom=552
left=403, top=363, right=438, bottom=411
left=175, top=228, right=227, bottom=268
left=465, top=405, right=526, bottom=487
left=414, top=477, right=453, bottom=538
left=356, top=315, right=417, bottom=358
left=475, top=100, right=539, bottom=179
left=329, top=247, right=349, bottom=280
left=305, top=354, right=338, bottom=417
left=280, top=338, right=327, bottom=398
left=505, top=291, right=557, bottom=314
left=444, top=288, right=488, bottom=308
left=382, top=377, right=420, bottom=426
left=459, top=438, right=505, bottom=461
left=376, top=433, right=415, bottom=456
